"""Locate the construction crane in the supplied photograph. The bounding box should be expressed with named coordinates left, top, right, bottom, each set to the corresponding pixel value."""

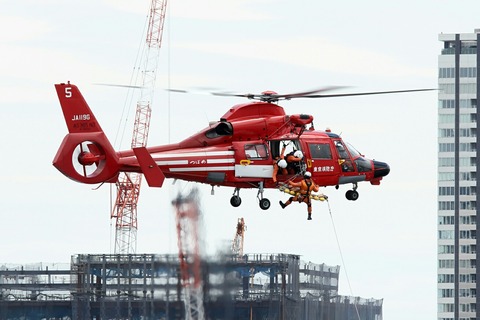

left=111, top=0, right=168, bottom=254
left=232, top=218, right=246, bottom=258
left=172, top=187, right=206, bottom=320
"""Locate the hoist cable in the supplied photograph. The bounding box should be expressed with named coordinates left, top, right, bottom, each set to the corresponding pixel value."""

left=326, top=200, right=361, bottom=320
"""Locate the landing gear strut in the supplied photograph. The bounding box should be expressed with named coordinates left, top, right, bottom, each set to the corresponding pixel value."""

left=230, top=188, right=242, bottom=207
left=345, top=183, right=359, bottom=201
left=229, top=183, right=271, bottom=210
left=257, top=182, right=270, bottom=210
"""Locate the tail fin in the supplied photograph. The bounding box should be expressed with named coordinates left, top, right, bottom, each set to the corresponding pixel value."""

left=55, top=82, right=104, bottom=133
left=53, top=82, right=120, bottom=184
left=133, top=147, right=165, bottom=187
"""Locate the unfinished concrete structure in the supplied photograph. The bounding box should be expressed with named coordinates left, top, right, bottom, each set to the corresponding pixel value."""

left=0, top=253, right=382, bottom=319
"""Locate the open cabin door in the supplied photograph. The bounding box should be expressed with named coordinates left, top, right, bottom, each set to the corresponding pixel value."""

left=232, top=141, right=273, bottom=178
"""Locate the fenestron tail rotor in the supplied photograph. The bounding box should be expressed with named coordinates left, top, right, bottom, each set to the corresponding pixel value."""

left=72, top=141, right=106, bottom=178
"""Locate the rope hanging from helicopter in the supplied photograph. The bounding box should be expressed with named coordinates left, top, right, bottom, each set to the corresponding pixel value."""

left=325, top=200, right=362, bottom=320
left=276, top=170, right=361, bottom=319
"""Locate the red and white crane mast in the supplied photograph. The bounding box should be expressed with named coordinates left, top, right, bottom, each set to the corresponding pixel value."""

left=111, top=0, right=167, bottom=254
left=232, top=217, right=246, bottom=258
left=172, top=188, right=206, bottom=320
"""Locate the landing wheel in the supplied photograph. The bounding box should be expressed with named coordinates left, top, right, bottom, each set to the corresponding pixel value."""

left=345, top=190, right=359, bottom=201
left=230, top=195, right=242, bottom=207
left=259, top=198, right=271, bottom=210
left=256, top=181, right=270, bottom=210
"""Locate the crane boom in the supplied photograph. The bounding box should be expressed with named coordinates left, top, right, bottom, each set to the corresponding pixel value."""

left=111, top=0, right=167, bottom=254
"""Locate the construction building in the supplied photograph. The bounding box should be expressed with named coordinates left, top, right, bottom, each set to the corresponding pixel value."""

left=0, top=253, right=382, bottom=319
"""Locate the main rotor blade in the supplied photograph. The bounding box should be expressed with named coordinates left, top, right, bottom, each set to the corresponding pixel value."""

left=93, top=83, right=145, bottom=89
left=280, top=86, right=350, bottom=99
left=299, top=88, right=436, bottom=98
left=210, top=86, right=349, bottom=100
left=210, top=91, right=255, bottom=99
left=167, top=88, right=234, bottom=97
left=166, top=86, right=436, bottom=102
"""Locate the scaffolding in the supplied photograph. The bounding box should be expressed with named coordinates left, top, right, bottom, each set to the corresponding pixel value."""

left=0, top=254, right=382, bottom=320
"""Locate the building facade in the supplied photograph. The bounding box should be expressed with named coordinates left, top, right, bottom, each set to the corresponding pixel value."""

left=0, top=253, right=382, bottom=320
left=438, top=29, right=480, bottom=320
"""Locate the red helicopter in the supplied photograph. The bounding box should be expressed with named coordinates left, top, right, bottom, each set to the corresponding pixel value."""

left=53, top=82, right=430, bottom=210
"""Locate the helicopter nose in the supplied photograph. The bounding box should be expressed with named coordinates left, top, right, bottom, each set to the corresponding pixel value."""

left=373, top=160, right=390, bottom=178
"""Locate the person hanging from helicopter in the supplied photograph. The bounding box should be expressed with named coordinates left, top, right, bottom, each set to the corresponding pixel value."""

left=279, top=171, right=319, bottom=220
left=285, top=149, right=304, bottom=174
left=272, top=141, right=288, bottom=184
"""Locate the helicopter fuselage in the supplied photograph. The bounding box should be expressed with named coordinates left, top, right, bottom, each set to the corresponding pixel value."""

left=53, top=82, right=390, bottom=210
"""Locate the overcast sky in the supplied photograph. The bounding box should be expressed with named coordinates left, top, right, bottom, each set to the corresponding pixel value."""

left=2, top=1, right=480, bottom=319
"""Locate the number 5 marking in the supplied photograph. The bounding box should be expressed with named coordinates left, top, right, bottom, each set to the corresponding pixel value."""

left=65, top=87, right=72, bottom=98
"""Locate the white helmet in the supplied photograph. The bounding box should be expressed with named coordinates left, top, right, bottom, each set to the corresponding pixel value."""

left=304, top=171, right=312, bottom=179
left=294, top=150, right=303, bottom=159
left=277, top=159, right=287, bottom=168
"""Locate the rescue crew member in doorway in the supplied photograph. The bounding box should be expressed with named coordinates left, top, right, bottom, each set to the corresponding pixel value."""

left=285, top=150, right=304, bottom=174
left=279, top=171, right=319, bottom=220
left=272, top=158, right=288, bottom=184
left=272, top=143, right=288, bottom=184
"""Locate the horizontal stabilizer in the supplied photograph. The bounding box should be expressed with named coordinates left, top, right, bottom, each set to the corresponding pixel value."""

left=133, top=147, right=165, bottom=187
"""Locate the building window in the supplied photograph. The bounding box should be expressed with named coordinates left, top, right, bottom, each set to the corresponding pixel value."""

left=438, top=289, right=454, bottom=298
left=438, top=273, right=455, bottom=283
left=438, top=259, right=454, bottom=268
left=439, top=114, right=455, bottom=124
left=460, top=114, right=476, bottom=123
left=439, top=157, right=455, bottom=167
left=459, top=201, right=476, bottom=210
left=439, top=128, right=454, bottom=137
left=438, top=230, right=454, bottom=239
left=439, top=245, right=455, bottom=253
left=438, top=201, right=455, bottom=210
left=439, top=99, right=456, bottom=108
left=438, top=215, right=454, bottom=224
left=439, top=143, right=455, bottom=152
left=438, top=173, right=454, bottom=181
left=438, top=187, right=454, bottom=196
left=459, top=172, right=476, bottom=182
left=438, top=67, right=477, bottom=78
left=439, top=99, right=477, bottom=109
left=438, top=83, right=477, bottom=94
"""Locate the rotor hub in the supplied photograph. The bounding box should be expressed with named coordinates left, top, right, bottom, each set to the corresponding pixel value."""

left=78, top=151, right=98, bottom=166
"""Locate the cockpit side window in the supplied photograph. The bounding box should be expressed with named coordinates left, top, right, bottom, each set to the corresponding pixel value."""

left=334, top=140, right=355, bottom=172
left=245, top=144, right=268, bottom=159
left=309, top=143, right=332, bottom=159
left=334, top=140, right=349, bottom=159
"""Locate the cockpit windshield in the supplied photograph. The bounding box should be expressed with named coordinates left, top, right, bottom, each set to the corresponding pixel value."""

left=345, top=142, right=372, bottom=172
left=345, top=142, right=361, bottom=158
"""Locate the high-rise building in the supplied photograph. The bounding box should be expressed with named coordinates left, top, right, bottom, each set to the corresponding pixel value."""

left=438, top=29, right=480, bottom=320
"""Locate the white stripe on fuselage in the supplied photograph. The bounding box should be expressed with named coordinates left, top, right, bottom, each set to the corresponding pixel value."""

left=169, top=166, right=234, bottom=172
left=153, top=151, right=234, bottom=159
left=153, top=151, right=235, bottom=167
left=207, top=158, right=235, bottom=164
left=155, top=160, right=189, bottom=166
